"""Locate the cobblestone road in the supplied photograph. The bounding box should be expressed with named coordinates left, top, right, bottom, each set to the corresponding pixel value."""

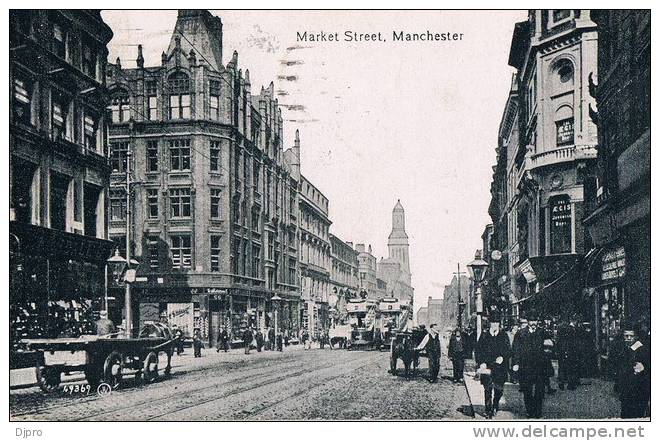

left=10, top=347, right=472, bottom=421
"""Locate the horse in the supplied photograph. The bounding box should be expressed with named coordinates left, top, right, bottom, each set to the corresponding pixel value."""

left=389, top=334, right=420, bottom=378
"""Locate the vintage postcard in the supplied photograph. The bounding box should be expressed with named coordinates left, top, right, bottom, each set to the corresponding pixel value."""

left=7, top=7, right=652, bottom=430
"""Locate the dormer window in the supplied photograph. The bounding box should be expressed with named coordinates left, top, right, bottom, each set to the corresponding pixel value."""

left=168, top=72, right=190, bottom=119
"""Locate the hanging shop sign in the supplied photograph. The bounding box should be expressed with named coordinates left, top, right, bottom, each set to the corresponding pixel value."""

left=139, top=302, right=160, bottom=328
left=601, top=247, right=626, bottom=281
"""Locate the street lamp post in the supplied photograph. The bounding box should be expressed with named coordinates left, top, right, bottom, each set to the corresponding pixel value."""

left=271, top=294, right=282, bottom=337
left=107, top=249, right=127, bottom=322
left=467, top=250, right=488, bottom=339
left=453, top=263, right=467, bottom=330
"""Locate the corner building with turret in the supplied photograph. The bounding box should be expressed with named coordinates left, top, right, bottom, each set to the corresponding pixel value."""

left=107, top=10, right=301, bottom=345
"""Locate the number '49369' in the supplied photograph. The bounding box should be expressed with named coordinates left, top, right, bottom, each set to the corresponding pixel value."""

left=63, top=384, right=91, bottom=395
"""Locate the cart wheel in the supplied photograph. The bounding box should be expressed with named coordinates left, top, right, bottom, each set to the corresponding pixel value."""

left=103, top=351, right=123, bottom=389
left=35, top=362, right=61, bottom=393
left=142, top=352, right=159, bottom=384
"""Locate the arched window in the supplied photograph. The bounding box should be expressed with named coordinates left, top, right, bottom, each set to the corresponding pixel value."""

left=554, top=59, right=574, bottom=85
left=110, top=89, right=129, bottom=123
left=548, top=195, right=572, bottom=254
left=555, top=105, right=574, bottom=146
left=168, top=72, right=190, bottom=119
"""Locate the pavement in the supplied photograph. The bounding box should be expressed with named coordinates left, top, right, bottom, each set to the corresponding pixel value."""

left=462, top=361, right=622, bottom=419
left=10, top=345, right=471, bottom=421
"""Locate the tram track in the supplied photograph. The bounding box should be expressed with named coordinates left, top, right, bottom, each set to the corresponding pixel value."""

left=150, top=352, right=373, bottom=420
left=11, top=353, right=304, bottom=420
left=234, top=361, right=369, bottom=419
left=75, top=356, right=307, bottom=421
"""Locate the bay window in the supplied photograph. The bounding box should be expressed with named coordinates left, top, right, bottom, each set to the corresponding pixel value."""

left=168, top=72, right=190, bottom=119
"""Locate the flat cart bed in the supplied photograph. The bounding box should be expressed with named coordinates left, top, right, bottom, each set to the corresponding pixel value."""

left=21, top=335, right=176, bottom=393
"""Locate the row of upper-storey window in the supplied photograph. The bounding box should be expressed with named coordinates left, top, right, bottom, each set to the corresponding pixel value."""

left=12, top=11, right=105, bottom=83
left=110, top=185, right=223, bottom=223
left=111, top=233, right=224, bottom=272
left=301, top=209, right=329, bottom=240
left=12, top=75, right=104, bottom=154
left=110, top=138, right=224, bottom=175
left=109, top=72, right=225, bottom=123
left=301, top=181, right=329, bottom=212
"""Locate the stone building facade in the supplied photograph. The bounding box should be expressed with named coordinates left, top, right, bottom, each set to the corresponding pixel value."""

left=506, top=10, right=598, bottom=318
left=106, top=10, right=301, bottom=344
left=329, top=234, right=359, bottom=322
left=416, top=296, right=443, bottom=328
left=298, top=174, right=332, bottom=335
left=9, top=10, right=115, bottom=357
left=440, top=275, right=470, bottom=330
left=356, top=244, right=378, bottom=299
left=584, top=11, right=650, bottom=363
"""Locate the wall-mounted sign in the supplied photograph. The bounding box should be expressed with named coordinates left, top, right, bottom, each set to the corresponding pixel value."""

left=556, top=118, right=574, bottom=146
left=550, top=195, right=572, bottom=254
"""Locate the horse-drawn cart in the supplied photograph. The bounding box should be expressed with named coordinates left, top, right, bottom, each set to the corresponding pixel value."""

left=389, top=328, right=428, bottom=377
left=21, top=323, right=177, bottom=392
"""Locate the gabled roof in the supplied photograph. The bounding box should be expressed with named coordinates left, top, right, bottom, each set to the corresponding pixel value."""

left=166, top=10, right=224, bottom=71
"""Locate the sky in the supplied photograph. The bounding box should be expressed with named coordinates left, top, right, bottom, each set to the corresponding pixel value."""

left=102, top=10, right=528, bottom=310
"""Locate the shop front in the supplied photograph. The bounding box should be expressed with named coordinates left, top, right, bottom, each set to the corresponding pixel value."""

left=135, top=288, right=207, bottom=341
left=584, top=245, right=628, bottom=375
left=135, top=285, right=301, bottom=347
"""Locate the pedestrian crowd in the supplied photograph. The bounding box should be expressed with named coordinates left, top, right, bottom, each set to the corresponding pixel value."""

left=433, top=311, right=650, bottom=419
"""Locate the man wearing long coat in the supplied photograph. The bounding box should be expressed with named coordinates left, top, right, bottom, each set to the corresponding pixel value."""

left=512, top=314, right=552, bottom=418
left=268, top=326, right=276, bottom=351
left=617, top=326, right=651, bottom=418
left=216, top=326, right=229, bottom=352
left=476, top=315, right=511, bottom=418
left=556, top=318, right=580, bottom=390
left=243, top=327, right=254, bottom=355
left=448, top=329, right=468, bottom=382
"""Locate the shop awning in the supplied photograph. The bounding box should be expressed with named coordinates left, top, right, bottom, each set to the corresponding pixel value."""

left=515, top=258, right=537, bottom=283
left=10, top=221, right=115, bottom=264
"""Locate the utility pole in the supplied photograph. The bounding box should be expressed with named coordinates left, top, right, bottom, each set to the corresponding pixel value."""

left=124, top=140, right=133, bottom=338
left=453, top=263, right=467, bottom=330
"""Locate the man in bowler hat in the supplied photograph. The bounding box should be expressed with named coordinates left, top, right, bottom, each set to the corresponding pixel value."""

left=475, top=312, right=511, bottom=418
left=512, top=312, right=553, bottom=418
